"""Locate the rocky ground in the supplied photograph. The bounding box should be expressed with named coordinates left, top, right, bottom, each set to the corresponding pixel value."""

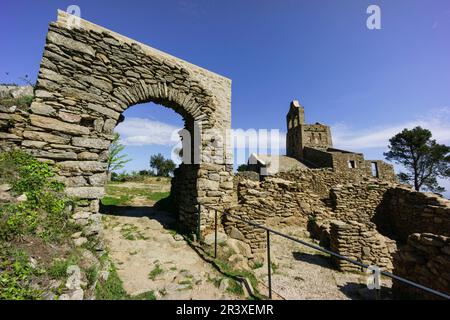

left=253, top=225, right=393, bottom=300
left=101, top=191, right=239, bottom=300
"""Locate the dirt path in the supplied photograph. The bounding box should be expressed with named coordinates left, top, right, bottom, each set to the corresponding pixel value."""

left=101, top=205, right=238, bottom=300
left=254, top=226, right=392, bottom=300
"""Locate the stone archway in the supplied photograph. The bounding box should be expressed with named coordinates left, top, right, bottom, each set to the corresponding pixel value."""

left=5, top=11, right=234, bottom=236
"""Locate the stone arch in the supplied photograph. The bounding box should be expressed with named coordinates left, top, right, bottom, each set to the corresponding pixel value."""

left=1, top=11, right=234, bottom=236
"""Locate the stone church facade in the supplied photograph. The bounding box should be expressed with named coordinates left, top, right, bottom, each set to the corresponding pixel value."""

left=251, top=100, right=396, bottom=181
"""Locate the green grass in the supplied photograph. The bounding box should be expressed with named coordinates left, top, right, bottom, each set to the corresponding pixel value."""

left=101, top=183, right=170, bottom=207
left=148, top=264, right=164, bottom=280
left=95, top=265, right=129, bottom=300
left=101, top=195, right=131, bottom=206
left=86, top=266, right=98, bottom=287
left=104, top=185, right=161, bottom=198
left=213, top=259, right=263, bottom=300
left=0, top=95, right=33, bottom=108
left=178, top=279, right=193, bottom=286
left=271, top=262, right=279, bottom=273
left=147, top=192, right=170, bottom=202
left=48, top=253, right=80, bottom=279
left=120, top=224, right=148, bottom=241
left=0, top=248, right=42, bottom=300
left=227, top=279, right=244, bottom=296
left=133, top=291, right=156, bottom=300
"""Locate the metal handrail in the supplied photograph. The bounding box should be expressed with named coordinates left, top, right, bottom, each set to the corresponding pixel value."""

left=200, top=204, right=450, bottom=300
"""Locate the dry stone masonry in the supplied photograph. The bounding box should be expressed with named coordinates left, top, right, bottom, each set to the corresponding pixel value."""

left=229, top=166, right=450, bottom=297
left=393, top=233, right=450, bottom=299
left=0, top=10, right=234, bottom=236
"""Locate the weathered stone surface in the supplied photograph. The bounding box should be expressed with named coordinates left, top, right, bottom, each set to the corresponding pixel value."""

left=65, top=187, right=105, bottom=199
left=393, top=233, right=450, bottom=300
left=0, top=85, right=33, bottom=99
left=30, top=149, right=78, bottom=160
left=226, top=238, right=252, bottom=257
left=0, top=192, right=13, bottom=203
left=74, top=237, right=88, bottom=247
left=72, top=137, right=110, bottom=150
left=22, top=140, right=47, bottom=148
left=103, top=119, right=116, bottom=134
left=59, top=111, right=81, bottom=123
left=0, top=184, right=12, bottom=192
left=30, top=102, right=55, bottom=115
left=77, top=151, right=99, bottom=160
left=204, top=232, right=227, bottom=245
left=86, top=103, right=120, bottom=119
left=58, top=161, right=106, bottom=173
left=23, top=131, right=70, bottom=144
left=88, top=173, right=107, bottom=186
left=30, top=115, right=89, bottom=135
left=47, top=30, right=95, bottom=56
left=77, top=75, right=113, bottom=93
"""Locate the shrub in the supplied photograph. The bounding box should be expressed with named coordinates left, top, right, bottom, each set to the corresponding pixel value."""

left=0, top=151, right=74, bottom=242
left=0, top=247, right=41, bottom=300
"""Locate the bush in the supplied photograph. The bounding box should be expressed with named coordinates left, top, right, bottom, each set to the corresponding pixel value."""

left=0, top=95, right=33, bottom=108
left=0, top=247, right=41, bottom=300
left=0, top=151, right=74, bottom=242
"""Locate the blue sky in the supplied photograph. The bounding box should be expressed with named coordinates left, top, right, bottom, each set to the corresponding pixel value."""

left=1, top=1, right=450, bottom=194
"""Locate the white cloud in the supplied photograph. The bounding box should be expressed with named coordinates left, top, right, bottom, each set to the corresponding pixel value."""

left=115, top=117, right=181, bottom=146
left=332, top=107, right=450, bottom=151
left=116, top=117, right=288, bottom=151
left=117, top=108, right=450, bottom=155
left=231, top=129, right=286, bottom=150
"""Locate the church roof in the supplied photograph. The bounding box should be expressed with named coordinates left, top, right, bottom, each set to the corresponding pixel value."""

left=248, top=154, right=308, bottom=175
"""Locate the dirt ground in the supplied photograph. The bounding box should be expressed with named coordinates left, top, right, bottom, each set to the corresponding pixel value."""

left=101, top=197, right=239, bottom=300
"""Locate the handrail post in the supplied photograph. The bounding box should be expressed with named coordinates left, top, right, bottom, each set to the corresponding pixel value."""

left=197, top=204, right=201, bottom=242
left=267, top=229, right=272, bottom=300
left=214, top=209, right=218, bottom=259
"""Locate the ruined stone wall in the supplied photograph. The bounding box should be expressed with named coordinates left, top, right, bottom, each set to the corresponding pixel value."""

left=330, top=220, right=397, bottom=271
left=224, top=176, right=332, bottom=255
left=0, top=10, right=233, bottom=236
left=276, top=168, right=371, bottom=199
left=375, top=187, right=450, bottom=242
left=365, top=160, right=397, bottom=181
left=393, top=233, right=450, bottom=299
left=227, top=169, right=397, bottom=255
left=329, top=180, right=394, bottom=224
left=302, top=147, right=333, bottom=168
left=329, top=151, right=367, bottom=175
left=323, top=181, right=399, bottom=271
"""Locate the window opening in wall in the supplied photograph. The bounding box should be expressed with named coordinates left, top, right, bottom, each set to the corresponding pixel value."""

left=348, top=160, right=356, bottom=169
left=371, top=162, right=379, bottom=177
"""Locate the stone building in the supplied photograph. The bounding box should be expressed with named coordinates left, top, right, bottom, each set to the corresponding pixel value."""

left=251, top=100, right=396, bottom=180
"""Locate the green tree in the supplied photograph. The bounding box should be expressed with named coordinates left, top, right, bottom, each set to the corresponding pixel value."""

left=384, top=126, right=450, bottom=192
left=150, top=153, right=176, bottom=177
left=107, top=133, right=131, bottom=180
left=237, top=164, right=250, bottom=172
